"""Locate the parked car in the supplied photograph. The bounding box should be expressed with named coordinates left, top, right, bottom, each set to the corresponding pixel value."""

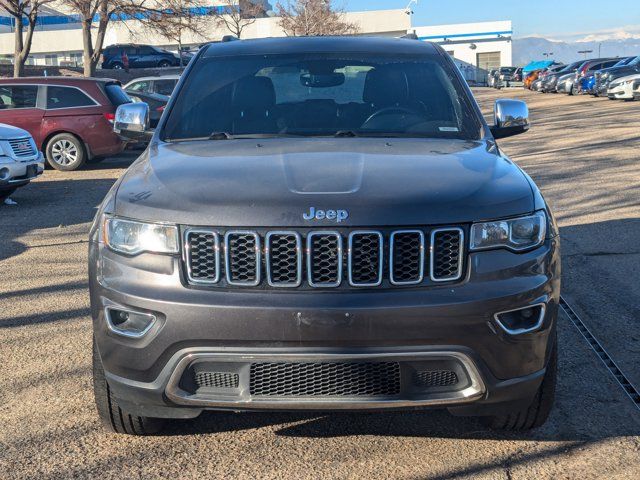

left=524, top=69, right=541, bottom=89
left=124, top=75, right=180, bottom=97
left=607, top=73, right=640, bottom=100
left=571, top=58, right=619, bottom=95
left=578, top=74, right=597, bottom=95
left=634, top=79, right=640, bottom=100
left=513, top=67, right=523, bottom=82
left=556, top=71, right=577, bottom=94
left=0, top=123, right=44, bottom=201
left=124, top=76, right=179, bottom=128
left=487, top=69, right=498, bottom=87
left=101, top=44, right=188, bottom=70
left=93, top=36, right=560, bottom=435
left=494, top=66, right=517, bottom=88
left=0, top=77, right=129, bottom=170
left=594, top=56, right=640, bottom=96
left=540, top=61, right=583, bottom=93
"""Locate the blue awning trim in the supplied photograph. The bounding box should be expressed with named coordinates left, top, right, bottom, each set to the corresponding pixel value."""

left=0, top=5, right=224, bottom=28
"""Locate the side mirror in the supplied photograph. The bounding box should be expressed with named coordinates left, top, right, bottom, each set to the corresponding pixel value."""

left=114, top=102, right=151, bottom=141
left=490, top=99, right=530, bottom=139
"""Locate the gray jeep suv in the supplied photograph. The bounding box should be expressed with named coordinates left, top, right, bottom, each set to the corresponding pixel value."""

left=90, top=37, right=560, bottom=435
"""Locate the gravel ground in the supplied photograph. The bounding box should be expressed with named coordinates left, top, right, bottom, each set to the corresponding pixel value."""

left=1, top=89, right=639, bottom=479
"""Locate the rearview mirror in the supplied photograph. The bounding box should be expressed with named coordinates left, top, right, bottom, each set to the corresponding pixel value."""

left=490, top=99, right=530, bottom=139
left=114, top=102, right=151, bottom=141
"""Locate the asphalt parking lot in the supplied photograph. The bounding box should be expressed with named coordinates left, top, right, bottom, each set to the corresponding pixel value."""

left=1, top=88, right=639, bottom=479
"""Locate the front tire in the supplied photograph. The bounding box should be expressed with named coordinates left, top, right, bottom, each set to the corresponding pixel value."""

left=0, top=187, right=17, bottom=202
left=158, top=60, right=171, bottom=68
left=45, top=133, right=86, bottom=171
left=93, top=338, right=165, bottom=435
left=484, top=333, right=557, bottom=431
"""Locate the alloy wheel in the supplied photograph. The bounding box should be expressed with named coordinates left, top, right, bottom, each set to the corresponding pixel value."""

left=51, top=139, right=79, bottom=166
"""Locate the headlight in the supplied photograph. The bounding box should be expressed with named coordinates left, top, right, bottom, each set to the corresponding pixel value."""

left=470, top=212, right=546, bottom=252
left=103, top=216, right=179, bottom=255
left=624, top=79, right=635, bottom=85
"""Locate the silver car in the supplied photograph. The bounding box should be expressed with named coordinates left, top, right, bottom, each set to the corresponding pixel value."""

left=0, top=123, right=44, bottom=202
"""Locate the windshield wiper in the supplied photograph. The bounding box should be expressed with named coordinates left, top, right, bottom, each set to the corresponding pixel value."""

left=209, top=131, right=234, bottom=140
left=334, top=130, right=360, bottom=138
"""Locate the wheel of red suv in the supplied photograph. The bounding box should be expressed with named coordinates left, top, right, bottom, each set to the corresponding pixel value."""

left=45, top=133, right=86, bottom=171
left=484, top=332, right=557, bottom=431
left=158, top=60, right=171, bottom=68
left=93, top=338, right=165, bottom=435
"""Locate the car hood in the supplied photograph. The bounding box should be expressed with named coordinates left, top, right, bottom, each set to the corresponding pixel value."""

left=611, top=73, right=640, bottom=84
left=113, top=138, right=535, bottom=227
left=0, top=123, right=31, bottom=140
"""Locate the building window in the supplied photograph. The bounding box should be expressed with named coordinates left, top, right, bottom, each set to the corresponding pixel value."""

left=45, top=54, right=59, bottom=66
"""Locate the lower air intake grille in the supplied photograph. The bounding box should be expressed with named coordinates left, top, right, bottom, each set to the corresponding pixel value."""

left=195, top=371, right=239, bottom=389
left=413, top=370, right=459, bottom=388
left=249, top=362, right=401, bottom=397
left=431, top=229, right=463, bottom=281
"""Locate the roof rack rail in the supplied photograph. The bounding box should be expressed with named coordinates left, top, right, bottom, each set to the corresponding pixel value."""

left=221, top=35, right=239, bottom=42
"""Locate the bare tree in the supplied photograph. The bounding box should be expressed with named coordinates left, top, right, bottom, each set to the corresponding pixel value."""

left=276, top=0, right=358, bottom=37
left=0, top=0, right=54, bottom=77
left=212, top=0, right=266, bottom=39
left=141, top=0, right=209, bottom=66
left=56, top=0, right=147, bottom=77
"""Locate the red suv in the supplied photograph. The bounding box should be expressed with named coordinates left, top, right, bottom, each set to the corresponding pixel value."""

left=0, top=77, right=130, bottom=171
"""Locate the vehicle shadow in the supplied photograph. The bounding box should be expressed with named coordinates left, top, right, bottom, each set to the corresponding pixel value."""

left=0, top=177, right=119, bottom=263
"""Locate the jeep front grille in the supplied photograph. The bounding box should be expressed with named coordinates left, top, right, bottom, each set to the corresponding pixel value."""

left=183, top=227, right=465, bottom=289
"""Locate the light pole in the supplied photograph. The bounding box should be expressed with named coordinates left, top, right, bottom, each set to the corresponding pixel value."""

left=578, top=49, right=593, bottom=59
left=404, top=0, right=418, bottom=20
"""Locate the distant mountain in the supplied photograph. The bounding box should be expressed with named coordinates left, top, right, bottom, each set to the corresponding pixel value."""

left=513, top=37, right=640, bottom=66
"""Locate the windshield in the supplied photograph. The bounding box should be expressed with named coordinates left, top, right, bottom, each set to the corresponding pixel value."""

left=162, top=53, right=482, bottom=141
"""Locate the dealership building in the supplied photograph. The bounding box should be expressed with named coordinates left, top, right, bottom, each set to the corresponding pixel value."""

left=0, top=4, right=512, bottom=84
left=411, top=21, right=513, bottom=84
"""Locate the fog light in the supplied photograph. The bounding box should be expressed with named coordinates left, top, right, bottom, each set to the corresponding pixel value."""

left=0, top=167, right=9, bottom=180
left=494, top=304, right=546, bottom=335
left=105, top=307, right=156, bottom=337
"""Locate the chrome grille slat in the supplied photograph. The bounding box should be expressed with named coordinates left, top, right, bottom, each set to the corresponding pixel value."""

left=265, top=231, right=302, bottom=287
left=224, top=231, right=261, bottom=286
left=184, top=229, right=220, bottom=284
left=389, top=230, right=425, bottom=285
left=348, top=231, right=383, bottom=287
left=184, top=227, right=464, bottom=288
left=307, top=231, right=342, bottom=287
left=8, top=138, right=36, bottom=158
left=430, top=228, right=464, bottom=282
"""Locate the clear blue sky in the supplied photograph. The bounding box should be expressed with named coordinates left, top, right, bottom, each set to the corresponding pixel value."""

left=345, top=0, right=640, bottom=39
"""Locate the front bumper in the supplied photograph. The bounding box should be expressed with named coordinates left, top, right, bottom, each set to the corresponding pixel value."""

left=90, top=237, right=560, bottom=418
left=0, top=154, right=44, bottom=189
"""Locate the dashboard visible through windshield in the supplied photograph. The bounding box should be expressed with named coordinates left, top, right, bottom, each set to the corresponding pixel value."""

left=161, top=52, right=481, bottom=141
